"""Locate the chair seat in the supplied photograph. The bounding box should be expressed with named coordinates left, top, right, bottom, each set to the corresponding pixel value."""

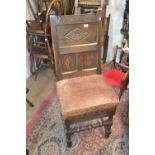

left=102, top=69, right=125, bottom=88
left=56, top=74, right=119, bottom=119
left=27, top=21, right=50, bottom=36
left=32, top=47, right=49, bottom=59
left=27, top=21, right=44, bottom=33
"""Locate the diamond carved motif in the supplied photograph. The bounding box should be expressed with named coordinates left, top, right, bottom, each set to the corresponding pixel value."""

left=65, top=28, right=89, bottom=42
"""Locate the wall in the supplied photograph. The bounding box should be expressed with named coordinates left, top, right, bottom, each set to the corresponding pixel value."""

left=106, top=0, right=126, bottom=61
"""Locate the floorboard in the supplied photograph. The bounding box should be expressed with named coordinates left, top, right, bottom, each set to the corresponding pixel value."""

left=26, top=67, right=56, bottom=124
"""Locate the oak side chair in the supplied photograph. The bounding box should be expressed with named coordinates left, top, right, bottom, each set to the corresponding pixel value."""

left=49, top=10, right=119, bottom=147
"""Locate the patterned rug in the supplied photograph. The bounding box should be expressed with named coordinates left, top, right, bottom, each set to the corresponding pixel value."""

left=26, top=86, right=129, bottom=155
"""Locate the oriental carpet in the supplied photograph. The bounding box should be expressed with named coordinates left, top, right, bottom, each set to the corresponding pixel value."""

left=26, top=86, right=129, bottom=155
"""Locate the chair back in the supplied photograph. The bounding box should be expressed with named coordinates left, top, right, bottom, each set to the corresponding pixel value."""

left=113, top=46, right=129, bottom=71
left=75, top=0, right=106, bottom=15
left=50, top=10, right=104, bottom=80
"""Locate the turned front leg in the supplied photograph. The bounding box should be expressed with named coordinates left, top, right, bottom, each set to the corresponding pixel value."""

left=65, top=119, right=72, bottom=147
left=101, top=111, right=115, bottom=138
left=104, top=124, right=112, bottom=138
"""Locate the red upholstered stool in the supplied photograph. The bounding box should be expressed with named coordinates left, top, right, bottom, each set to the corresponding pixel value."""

left=102, top=46, right=129, bottom=98
left=102, top=69, right=125, bottom=88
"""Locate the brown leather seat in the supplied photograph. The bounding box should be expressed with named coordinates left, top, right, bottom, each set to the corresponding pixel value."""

left=57, top=74, right=119, bottom=119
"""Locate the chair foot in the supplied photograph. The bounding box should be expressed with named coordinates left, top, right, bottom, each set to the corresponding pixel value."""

left=26, top=149, right=29, bottom=155
left=34, top=71, right=38, bottom=80
left=26, top=88, right=34, bottom=107
left=65, top=120, right=72, bottom=148
left=26, top=98, right=34, bottom=107
left=119, top=88, right=125, bottom=99
left=104, top=124, right=112, bottom=138
left=67, top=139, right=72, bottom=148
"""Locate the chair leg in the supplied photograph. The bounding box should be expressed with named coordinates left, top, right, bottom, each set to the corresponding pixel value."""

left=119, top=88, right=125, bottom=99
left=65, top=119, right=72, bottom=147
left=36, top=58, right=42, bottom=68
left=26, top=98, right=34, bottom=107
left=119, top=89, right=124, bottom=99
left=101, top=113, right=115, bottom=138
left=30, top=55, right=34, bottom=75
left=34, top=70, right=38, bottom=80
left=26, top=88, right=34, bottom=107
left=104, top=124, right=112, bottom=138
left=34, top=58, right=41, bottom=80
left=26, top=149, right=29, bottom=155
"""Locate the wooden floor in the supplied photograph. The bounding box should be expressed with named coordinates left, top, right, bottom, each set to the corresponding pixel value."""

left=26, top=67, right=56, bottom=124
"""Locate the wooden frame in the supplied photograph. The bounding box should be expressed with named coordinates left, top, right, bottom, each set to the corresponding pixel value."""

left=102, top=14, right=110, bottom=63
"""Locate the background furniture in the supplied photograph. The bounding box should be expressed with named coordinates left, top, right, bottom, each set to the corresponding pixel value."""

left=26, top=0, right=75, bottom=37
left=26, top=0, right=57, bottom=79
left=26, top=148, right=29, bottom=155
left=26, top=88, right=34, bottom=107
left=102, top=45, right=129, bottom=98
left=50, top=10, right=119, bottom=147
left=27, top=0, right=75, bottom=79
left=121, top=0, right=129, bottom=48
left=75, top=0, right=108, bottom=14
left=28, top=33, right=53, bottom=79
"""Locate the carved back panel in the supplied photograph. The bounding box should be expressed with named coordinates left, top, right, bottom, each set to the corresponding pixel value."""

left=50, top=11, right=104, bottom=80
